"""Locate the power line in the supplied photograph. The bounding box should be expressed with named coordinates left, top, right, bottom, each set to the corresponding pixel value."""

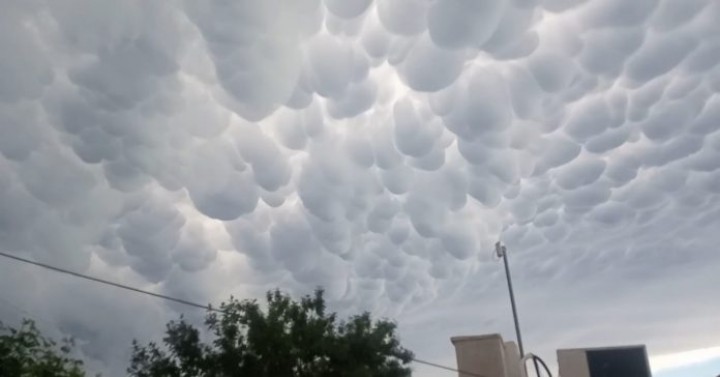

left=0, top=250, right=485, bottom=377
left=412, top=358, right=486, bottom=377
left=0, top=251, right=221, bottom=313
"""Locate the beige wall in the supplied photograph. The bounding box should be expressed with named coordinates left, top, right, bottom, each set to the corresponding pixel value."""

left=557, top=349, right=591, bottom=377
left=452, top=334, right=526, bottom=377
left=504, top=341, right=525, bottom=377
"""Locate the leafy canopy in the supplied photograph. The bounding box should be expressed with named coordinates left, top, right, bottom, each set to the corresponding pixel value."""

left=129, top=289, right=414, bottom=377
left=0, top=318, right=87, bottom=377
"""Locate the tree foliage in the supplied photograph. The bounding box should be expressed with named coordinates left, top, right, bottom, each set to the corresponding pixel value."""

left=129, top=289, right=414, bottom=377
left=0, top=318, right=86, bottom=377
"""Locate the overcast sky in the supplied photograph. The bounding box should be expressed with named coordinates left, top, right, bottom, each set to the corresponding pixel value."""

left=1, top=0, right=720, bottom=376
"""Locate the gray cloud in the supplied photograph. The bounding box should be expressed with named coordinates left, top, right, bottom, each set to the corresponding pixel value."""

left=2, top=1, right=720, bottom=376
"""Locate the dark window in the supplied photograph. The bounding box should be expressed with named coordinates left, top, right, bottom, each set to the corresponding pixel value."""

left=587, top=347, right=651, bottom=377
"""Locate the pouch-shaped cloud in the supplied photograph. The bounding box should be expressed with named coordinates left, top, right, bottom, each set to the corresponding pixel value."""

left=2, top=1, right=720, bottom=377
left=395, top=34, right=467, bottom=92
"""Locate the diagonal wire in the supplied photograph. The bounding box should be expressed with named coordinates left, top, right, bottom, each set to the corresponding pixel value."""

left=412, top=357, right=487, bottom=377
left=0, top=250, right=486, bottom=377
left=0, top=251, right=222, bottom=313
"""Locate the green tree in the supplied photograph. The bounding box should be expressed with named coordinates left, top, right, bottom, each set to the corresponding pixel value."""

left=129, top=289, right=414, bottom=377
left=0, top=318, right=86, bottom=377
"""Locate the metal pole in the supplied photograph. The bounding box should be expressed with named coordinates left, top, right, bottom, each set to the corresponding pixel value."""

left=497, top=242, right=525, bottom=357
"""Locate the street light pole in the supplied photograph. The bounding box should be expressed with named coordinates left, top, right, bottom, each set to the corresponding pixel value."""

left=496, top=241, right=524, bottom=357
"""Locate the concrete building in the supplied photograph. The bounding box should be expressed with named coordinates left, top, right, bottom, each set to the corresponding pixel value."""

left=557, top=345, right=651, bottom=377
left=451, top=334, right=652, bottom=377
left=451, top=334, right=525, bottom=377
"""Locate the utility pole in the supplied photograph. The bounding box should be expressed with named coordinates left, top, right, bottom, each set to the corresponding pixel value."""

left=496, top=241, right=524, bottom=357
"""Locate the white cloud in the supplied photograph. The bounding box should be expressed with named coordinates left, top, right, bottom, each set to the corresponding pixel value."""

left=1, top=1, right=720, bottom=376
left=651, top=347, right=720, bottom=373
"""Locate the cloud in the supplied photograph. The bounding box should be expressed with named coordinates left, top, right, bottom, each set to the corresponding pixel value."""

left=396, top=34, right=467, bottom=92
left=377, top=0, right=428, bottom=36
left=427, top=0, right=507, bottom=50
left=1, top=1, right=720, bottom=376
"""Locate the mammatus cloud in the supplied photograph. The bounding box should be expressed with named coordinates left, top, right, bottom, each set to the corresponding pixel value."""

left=1, top=0, right=720, bottom=375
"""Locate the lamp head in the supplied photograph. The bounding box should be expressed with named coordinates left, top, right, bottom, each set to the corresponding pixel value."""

left=495, top=241, right=505, bottom=258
